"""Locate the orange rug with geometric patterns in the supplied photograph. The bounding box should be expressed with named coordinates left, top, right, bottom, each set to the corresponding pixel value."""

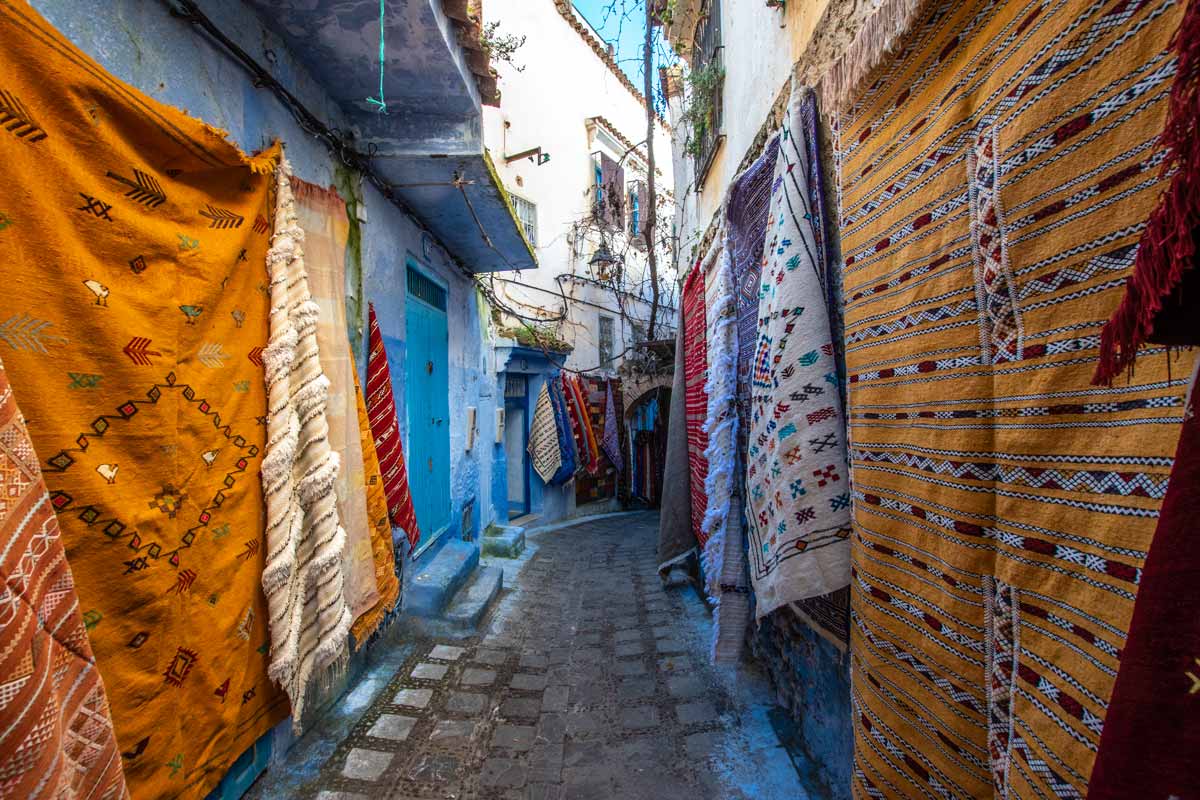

left=836, top=0, right=1192, bottom=795
left=0, top=2, right=286, bottom=796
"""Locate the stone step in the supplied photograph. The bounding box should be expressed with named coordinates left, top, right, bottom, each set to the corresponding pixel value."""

left=481, top=525, right=525, bottom=558
left=406, top=540, right=479, bottom=618
left=443, top=565, right=503, bottom=631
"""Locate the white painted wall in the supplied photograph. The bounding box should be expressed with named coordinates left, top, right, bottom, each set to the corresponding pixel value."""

left=482, top=0, right=678, bottom=373
left=666, top=0, right=831, bottom=268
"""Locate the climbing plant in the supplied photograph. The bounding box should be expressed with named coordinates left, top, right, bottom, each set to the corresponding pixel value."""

left=680, top=61, right=725, bottom=158
left=481, top=21, right=527, bottom=72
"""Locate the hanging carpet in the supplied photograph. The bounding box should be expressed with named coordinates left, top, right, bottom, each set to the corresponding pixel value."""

left=835, top=0, right=1192, bottom=796
left=682, top=266, right=710, bottom=549
left=1089, top=6, right=1200, bottom=786
left=349, top=371, right=400, bottom=648
left=0, top=353, right=128, bottom=800
left=0, top=2, right=288, bottom=795
left=601, top=379, right=623, bottom=473
left=729, top=134, right=780, bottom=396
left=700, top=242, right=751, bottom=663
left=290, top=177, right=379, bottom=628
left=365, top=303, right=420, bottom=551
left=746, top=83, right=852, bottom=622
left=657, top=323, right=697, bottom=574
left=1089, top=359, right=1200, bottom=798
left=260, top=156, right=352, bottom=732
left=547, top=376, right=578, bottom=486
left=528, top=381, right=563, bottom=483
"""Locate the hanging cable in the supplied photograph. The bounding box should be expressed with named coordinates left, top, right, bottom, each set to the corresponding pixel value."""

left=366, top=0, right=388, bottom=113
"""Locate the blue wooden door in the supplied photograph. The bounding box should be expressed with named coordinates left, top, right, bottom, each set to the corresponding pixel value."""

left=404, top=264, right=451, bottom=548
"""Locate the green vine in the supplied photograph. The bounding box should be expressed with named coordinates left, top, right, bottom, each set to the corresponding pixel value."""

left=652, top=0, right=680, bottom=27
left=499, top=322, right=571, bottom=353
left=680, top=61, right=724, bottom=158
left=481, top=21, right=527, bottom=72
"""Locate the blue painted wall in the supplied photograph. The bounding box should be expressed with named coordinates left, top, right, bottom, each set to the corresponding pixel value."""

left=750, top=607, right=853, bottom=798
left=28, top=0, right=505, bottom=790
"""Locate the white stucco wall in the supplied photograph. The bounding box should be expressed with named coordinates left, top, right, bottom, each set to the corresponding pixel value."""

left=482, top=0, right=678, bottom=374
left=668, top=0, right=831, bottom=267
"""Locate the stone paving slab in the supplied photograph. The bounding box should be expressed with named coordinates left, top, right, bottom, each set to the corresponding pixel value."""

left=289, top=512, right=802, bottom=800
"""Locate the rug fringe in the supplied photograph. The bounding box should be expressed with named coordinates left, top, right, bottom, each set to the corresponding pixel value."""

left=1093, top=0, right=1200, bottom=384
left=819, top=0, right=937, bottom=112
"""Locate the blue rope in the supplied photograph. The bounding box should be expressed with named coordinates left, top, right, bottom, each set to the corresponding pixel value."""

left=366, top=0, right=387, bottom=113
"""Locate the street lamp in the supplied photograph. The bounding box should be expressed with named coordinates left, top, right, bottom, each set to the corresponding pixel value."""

left=589, top=246, right=615, bottom=280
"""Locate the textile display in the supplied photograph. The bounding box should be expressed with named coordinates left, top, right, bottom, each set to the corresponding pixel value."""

left=795, top=89, right=853, bottom=648
left=729, top=134, right=781, bottom=396
left=657, top=324, right=696, bottom=573
left=601, top=379, right=623, bottom=473
left=746, top=84, right=852, bottom=622
left=1095, top=0, right=1200, bottom=382
left=0, top=3, right=288, bottom=795
left=1090, top=359, right=1200, bottom=798
left=547, top=376, right=577, bottom=485
left=835, top=1, right=1192, bottom=796
left=261, top=156, right=351, bottom=732
left=528, top=382, right=563, bottom=483
left=566, top=375, right=601, bottom=477
left=699, top=242, right=750, bottom=663
left=561, top=375, right=592, bottom=475
left=348, top=371, right=400, bottom=648
left=682, top=266, right=710, bottom=548
left=0, top=354, right=128, bottom=800
left=365, top=303, right=420, bottom=551
left=573, top=376, right=620, bottom=503
left=291, top=178, right=379, bottom=626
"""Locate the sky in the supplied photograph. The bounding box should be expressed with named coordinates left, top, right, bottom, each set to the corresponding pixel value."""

left=570, top=0, right=677, bottom=110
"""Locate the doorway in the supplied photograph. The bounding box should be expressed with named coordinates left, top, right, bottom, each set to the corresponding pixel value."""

left=404, top=262, right=451, bottom=552
left=503, top=373, right=529, bottom=520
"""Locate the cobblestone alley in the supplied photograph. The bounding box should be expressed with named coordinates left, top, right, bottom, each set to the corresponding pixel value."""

left=248, top=512, right=806, bottom=799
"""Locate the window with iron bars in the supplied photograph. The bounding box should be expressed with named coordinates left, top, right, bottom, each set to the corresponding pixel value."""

left=598, top=314, right=615, bottom=368
left=511, top=194, right=537, bottom=248
left=691, top=0, right=724, bottom=187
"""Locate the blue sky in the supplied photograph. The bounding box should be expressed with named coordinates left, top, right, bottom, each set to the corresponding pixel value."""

left=570, top=0, right=676, bottom=108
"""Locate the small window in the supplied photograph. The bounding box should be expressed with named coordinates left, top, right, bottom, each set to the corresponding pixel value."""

left=594, top=158, right=604, bottom=211
left=629, top=186, right=640, bottom=235
left=511, top=194, right=537, bottom=248
left=592, top=152, right=624, bottom=231
left=691, top=0, right=724, bottom=186
left=598, top=315, right=615, bottom=368
left=628, top=180, right=647, bottom=249
left=632, top=322, right=647, bottom=343
left=406, top=264, right=447, bottom=311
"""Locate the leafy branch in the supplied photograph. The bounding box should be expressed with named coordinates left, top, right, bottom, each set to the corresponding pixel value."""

left=481, top=20, right=527, bottom=72
left=680, top=61, right=724, bottom=158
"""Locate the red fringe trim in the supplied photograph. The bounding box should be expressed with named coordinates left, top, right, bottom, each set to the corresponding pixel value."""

left=1093, top=0, right=1200, bottom=385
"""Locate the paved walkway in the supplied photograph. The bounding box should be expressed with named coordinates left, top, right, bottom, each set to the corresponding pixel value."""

left=266, top=512, right=805, bottom=799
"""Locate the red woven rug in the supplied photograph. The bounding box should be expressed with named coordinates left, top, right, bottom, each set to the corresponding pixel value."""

left=0, top=355, right=127, bottom=799
left=683, top=266, right=710, bottom=547
left=365, top=304, right=419, bottom=551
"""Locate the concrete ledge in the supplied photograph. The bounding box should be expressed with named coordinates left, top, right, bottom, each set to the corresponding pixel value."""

left=444, top=565, right=503, bottom=629
left=482, top=525, right=525, bottom=558
left=407, top=540, right=479, bottom=618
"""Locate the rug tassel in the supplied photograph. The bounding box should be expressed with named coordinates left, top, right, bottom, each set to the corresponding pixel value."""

left=1094, top=0, right=1200, bottom=384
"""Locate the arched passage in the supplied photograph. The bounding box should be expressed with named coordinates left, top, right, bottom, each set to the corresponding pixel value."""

left=623, top=374, right=672, bottom=507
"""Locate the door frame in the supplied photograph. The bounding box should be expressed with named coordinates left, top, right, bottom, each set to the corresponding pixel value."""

left=503, top=373, right=531, bottom=519
left=404, top=256, right=453, bottom=561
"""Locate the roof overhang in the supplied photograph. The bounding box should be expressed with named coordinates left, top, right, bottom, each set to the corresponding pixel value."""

left=246, top=0, right=535, bottom=271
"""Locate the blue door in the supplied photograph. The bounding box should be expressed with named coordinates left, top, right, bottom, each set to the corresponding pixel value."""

left=404, top=263, right=451, bottom=549
left=503, top=374, right=529, bottom=519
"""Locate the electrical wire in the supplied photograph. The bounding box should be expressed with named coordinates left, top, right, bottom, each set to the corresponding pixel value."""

left=163, top=0, right=673, bottom=374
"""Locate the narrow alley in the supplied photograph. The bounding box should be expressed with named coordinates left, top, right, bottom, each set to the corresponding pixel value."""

left=3, top=0, right=1200, bottom=798
left=248, top=513, right=805, bottom=800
